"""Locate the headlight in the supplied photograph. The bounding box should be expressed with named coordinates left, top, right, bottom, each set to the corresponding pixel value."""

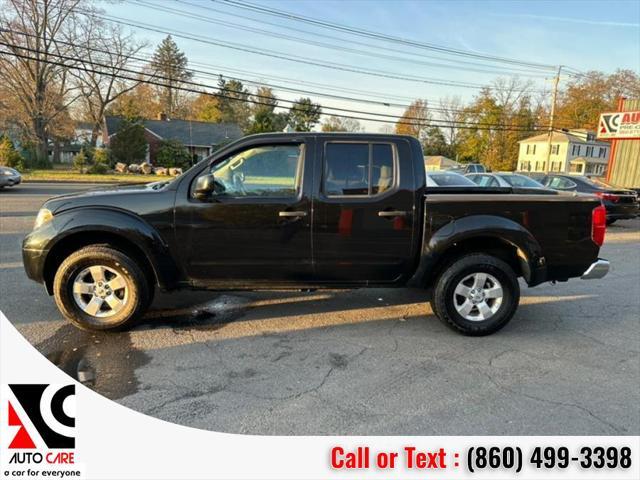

left=34, top=208, right=53, bottom=229
left=2, top=170, right=14, bottom=176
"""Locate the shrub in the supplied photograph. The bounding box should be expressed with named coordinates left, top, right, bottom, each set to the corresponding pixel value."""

left=88, top=161, right=108, bottom=174
left=73, top=149, right=89, bottom=173
left=0, top=136, right=25, bottom=170
left=93, top=147, right=110, bottom=165
left=155, top=139, right=191, bottom=169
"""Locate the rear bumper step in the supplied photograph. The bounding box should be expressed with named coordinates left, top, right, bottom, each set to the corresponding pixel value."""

left=581, top=259, right=610, bottom=280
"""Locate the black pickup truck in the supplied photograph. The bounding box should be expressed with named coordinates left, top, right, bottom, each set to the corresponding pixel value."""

left=23, top=133, right=610, bottom=335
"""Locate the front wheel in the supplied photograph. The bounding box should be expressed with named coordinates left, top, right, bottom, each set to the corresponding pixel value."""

left=53, top=246, right=150, bottom=331
left=431, top=254, right=520, bottom=336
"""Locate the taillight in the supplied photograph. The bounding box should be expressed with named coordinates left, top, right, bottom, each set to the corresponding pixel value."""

left=595, top=192, right=619, bottom=203
left=591, top=205, right=607, bottom=246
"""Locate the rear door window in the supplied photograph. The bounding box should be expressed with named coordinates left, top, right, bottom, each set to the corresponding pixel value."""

left=549, top=177, right=577, bottom=190
left=324, top=142, right=395, bottom=197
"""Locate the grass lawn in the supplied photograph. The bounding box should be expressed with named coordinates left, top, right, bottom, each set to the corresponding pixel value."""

left=23, top=169, right=168, bottom=183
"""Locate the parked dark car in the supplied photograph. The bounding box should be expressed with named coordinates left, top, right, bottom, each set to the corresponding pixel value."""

left=540, top=174, right=639, bottom=224
left=23, top=133, right=609, bottom=336
left=0, top=167, right=22, bottom=189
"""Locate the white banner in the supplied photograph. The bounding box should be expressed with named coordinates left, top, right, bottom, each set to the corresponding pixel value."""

left=1, top=313, right=638, bottom=480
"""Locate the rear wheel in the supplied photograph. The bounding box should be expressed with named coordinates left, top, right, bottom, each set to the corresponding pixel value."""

left=53, top=246, right=150, bottom=331
left=431, top=254, right=520, bottom=336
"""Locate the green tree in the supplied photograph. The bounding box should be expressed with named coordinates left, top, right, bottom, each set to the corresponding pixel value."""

left=150, top=36, right=193, bottom=116
left=156, top=139, right=191, bottom=169
left=110, top=120, right=147, bottom=164
left=0, top=135, right=24, bottom=170
left=321, top=116, right=362, bottom=132
left=454, top=79, right=537, bottom=171
left=287, top=97, right=321, bottom=132
left=246, top=109, right=288, bottom=134
left=246, top=87, right=287, bottom=133
left=422, top=126, right=452, bottom=157
left=216, top=77, right=252, bottom=130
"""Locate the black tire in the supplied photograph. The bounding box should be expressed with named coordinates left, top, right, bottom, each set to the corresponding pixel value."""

left=606, top=219, right=616, bottom=226
left=432, top=254, right=520, bottom=336
left=53, top=246, right=150, bottom=331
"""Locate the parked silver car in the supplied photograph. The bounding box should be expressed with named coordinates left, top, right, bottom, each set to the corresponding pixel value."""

left=466, top=172, right=546, bottom=189
left=0, top=167, right=22, bottom=189
left=426, top=171, right=477, bottom=187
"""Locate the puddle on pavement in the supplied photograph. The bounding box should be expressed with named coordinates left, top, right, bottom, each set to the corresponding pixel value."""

left=140, top=294, right=249, bottom=332
left=35, top=324, right=150, bottom=400
left=34, top=295, right=248, bottom=400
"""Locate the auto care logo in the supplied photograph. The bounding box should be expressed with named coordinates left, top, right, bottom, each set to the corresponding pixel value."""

left=7, top=384, right=75, bottom=450
left=598, top=110, right=640, bottom=139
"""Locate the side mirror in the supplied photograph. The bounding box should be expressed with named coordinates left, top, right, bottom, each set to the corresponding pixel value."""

left=194, top=173, right=215, bottom=200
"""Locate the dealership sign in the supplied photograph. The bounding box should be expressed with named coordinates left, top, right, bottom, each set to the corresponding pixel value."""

left=597, top=111, right=640, bottom=139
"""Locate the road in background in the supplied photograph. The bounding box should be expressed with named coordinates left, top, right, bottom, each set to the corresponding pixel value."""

left=1, top=183, right=639, bottom=435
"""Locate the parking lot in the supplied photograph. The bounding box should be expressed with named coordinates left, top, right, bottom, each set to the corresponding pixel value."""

left=1, top=183, right=639, bottom=435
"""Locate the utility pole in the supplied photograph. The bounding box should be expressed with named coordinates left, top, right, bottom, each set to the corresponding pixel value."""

left=545, top=65, right=562, bottom=173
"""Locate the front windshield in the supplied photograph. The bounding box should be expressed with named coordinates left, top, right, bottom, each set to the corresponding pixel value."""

left=428, top=172, right=477, bottom=186
left=500, top=174, right=544, bottom=188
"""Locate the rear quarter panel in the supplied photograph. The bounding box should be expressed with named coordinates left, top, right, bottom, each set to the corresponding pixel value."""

left=423, top=192, right=602, bottom=283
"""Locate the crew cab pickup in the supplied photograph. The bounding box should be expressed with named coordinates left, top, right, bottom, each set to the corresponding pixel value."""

left=23, top=133, right=610, bottom=335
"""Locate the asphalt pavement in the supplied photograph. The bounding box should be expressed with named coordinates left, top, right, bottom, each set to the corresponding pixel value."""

left=1, top=182, right=639, bottom=435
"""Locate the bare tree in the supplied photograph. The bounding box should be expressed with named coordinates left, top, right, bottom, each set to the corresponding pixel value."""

left=71, top=21, right=146, bottom=145
left=438, top=95, right=463, bottom=150
left=0, top=0, right=86, bottom=161
left=321, top=115, right=362, bottom=132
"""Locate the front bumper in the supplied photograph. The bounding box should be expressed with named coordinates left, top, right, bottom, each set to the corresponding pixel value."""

left=581, top=259, right=610, bottom=280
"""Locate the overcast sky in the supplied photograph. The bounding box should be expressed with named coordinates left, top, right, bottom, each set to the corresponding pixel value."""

left=104, top=0, right=640, bottom=130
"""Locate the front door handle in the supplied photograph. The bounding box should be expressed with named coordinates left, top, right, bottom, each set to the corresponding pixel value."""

left=279, top=211, right=307, bottom=218
left=378, top=210, right=407, bottom=218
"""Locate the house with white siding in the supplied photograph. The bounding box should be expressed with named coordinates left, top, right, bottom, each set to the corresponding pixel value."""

left=517, top=129, right=610, bottom=175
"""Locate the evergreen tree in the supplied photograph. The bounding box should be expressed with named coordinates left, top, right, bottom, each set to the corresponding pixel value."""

left=150, top=36, right=193, bottom=116
left=422, top=126, right=452, bottom=157
left=0, top=135, right=24, bottom=169
left=110, top=119, right=147, bottom=164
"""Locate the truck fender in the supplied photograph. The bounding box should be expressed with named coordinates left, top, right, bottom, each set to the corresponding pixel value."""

left=43, top=207, right=181, bottom=290
left=410, top=214, right=545, bottom=287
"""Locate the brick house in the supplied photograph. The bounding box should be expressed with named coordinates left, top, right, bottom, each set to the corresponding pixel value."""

left=103, top=115, right=243, bottom=165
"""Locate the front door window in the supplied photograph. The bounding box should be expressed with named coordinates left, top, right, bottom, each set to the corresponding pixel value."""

left=206, top=144, right=303, bottom=198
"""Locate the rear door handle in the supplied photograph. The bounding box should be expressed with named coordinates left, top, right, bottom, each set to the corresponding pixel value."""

left=378, top=210, right=407, bottom=218
left=279, top=211, right=307, bottom=218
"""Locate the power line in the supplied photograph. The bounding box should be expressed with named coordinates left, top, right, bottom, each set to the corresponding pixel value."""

left=176, top=0, right=557, bottom=77
left=0, top=43, right=559, bottom=132
left=217, top=0, right=561, bottom=71
left=77, top=9, right=554, bottom=93
left=128, top=0, right=551, bottom=79
left=2, top=28, right=556, bottom=123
